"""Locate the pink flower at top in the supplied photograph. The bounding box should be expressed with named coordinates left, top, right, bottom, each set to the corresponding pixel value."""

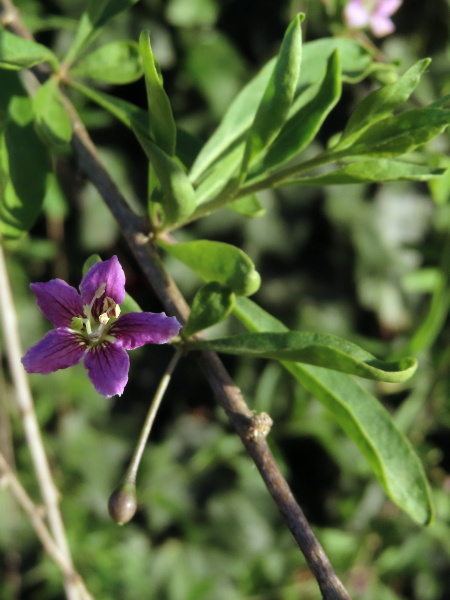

left=344, top=0, right=403, bottom=37
left=22, top=256, right=181, bottom=397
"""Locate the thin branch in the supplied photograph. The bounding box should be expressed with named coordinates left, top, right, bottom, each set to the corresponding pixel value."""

left=124, top=346, right=184, bottom=485
left=0, top=6, right=352, bottom=598
left=0, top=244, right=86, bottom=600
left=68, top=85, right=353, bottom=600
left=109, top=346, right=184, bottom=525
left=187, top=151, right=338, bottom=224
left=0, top=452, right=92, bottom=600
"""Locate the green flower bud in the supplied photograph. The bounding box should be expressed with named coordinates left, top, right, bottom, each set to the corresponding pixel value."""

left=108, top=482, right=137, bottom=525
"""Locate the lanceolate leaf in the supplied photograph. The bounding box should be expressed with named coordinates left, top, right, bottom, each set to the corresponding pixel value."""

left=64, top=0, right=139, bottom=64
left=288, top=365, right=433, bottom=526
left=137, top=134, right=196, bottom=227
left=189, top=37, right=374, bottom=185
left=33, top=79, right=72, bottom=150
left=183, top=282, right=235, bottom=337
left=68, top=80, right=149, bottom=133
left=68, top=80, right=199, bottom=171
left=342, top=107, right=450, bottom=158
left=228, top=194, right=266, bottom=218
left=232, top=297, right=433, bottom=525
left=335, top=59, right=431, bottom=150
left=278, top=159, right=445, bottom=187
left=139, top=30, right=176, bottom=156
left=70, top=40, right=143, bottom=84
left=256, top=49, right=341, bottom=175
left=158, top=239, right=261, bottom=296
left=194, top=143, right=243, bottom=206
left=190, top=332, right=417, bottom=383
left=0, top=97, right=51, bottom=238
left=240, top=14, right=304, bottom=175
left=0, top=29, right=58, bottom=70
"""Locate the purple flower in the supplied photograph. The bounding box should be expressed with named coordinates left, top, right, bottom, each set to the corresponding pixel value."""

left=22, top=256, right=181, bottom=397
left=344, top=0, right=402, bottom=37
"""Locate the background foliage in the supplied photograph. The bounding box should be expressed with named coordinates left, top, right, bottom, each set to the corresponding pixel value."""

left=1, top=0, right=450, bottom=599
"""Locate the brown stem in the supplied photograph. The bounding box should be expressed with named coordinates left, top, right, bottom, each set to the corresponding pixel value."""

left=0, top=5, right=352, bottom=598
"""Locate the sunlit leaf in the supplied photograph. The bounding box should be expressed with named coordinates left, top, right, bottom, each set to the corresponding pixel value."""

left=183, top=282, right=235, bottom=337
left=158, top=239, right=261, bottom=296
left=139, top=30, right=176, bottom=156
left=33, top=78, right=72, bottom=151
left=232, top=297, right=433, bottom=525
left=228, top=194, right=266, bottom=218
left=64, top=0, right=139, bottom=64
left=0, top=28, right=58, bottom=70
left=279, top=159, right=445, bottom=187
left=240, top=14, right=304, bottom=175
left=335, top=59, right=431, bottom=150
left=68, top=79, right=149, bottom=133
left=342, top=107, right=450, bottom=158
left=189, top=37, right=375, bottom=185
left=70, top=40, right=143, bottom=84
left=255, top=49, right=341, bottom=175
left=190, top=331, right=417, bottom=383
left=137, top=133, right=196, bottom=227
left=0, top=96, right=51, bottom=238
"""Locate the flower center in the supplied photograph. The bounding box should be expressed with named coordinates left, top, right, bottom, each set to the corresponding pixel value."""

left=71, top=283, right=121, bottom=346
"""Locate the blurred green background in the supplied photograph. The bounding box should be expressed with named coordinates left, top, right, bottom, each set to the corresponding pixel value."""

left=2, top=0, right=450, bottom=598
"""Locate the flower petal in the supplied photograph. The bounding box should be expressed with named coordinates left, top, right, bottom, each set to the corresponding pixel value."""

left=84, top=343, right=130, bottom=397
left=22, top=328, right=87, bottom=374
left=376, top=0, right=402, bottom=17
left=370, top=13, right=395, bottom=36
left=79, top=256, right=125, bottom=307
left=110, top=312, right=182, bottom=350
left=344, top=0, right=370, bottom=28
left=31, top=280, right=84, bottom=327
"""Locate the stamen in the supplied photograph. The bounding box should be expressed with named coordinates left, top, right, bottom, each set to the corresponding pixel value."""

left=102, top=297, right=121, bottom=318
left=99, top=313, right=109, bottom=325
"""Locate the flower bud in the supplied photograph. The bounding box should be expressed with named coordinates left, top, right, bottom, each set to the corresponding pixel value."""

left=108, top=482, right=137, bottom=525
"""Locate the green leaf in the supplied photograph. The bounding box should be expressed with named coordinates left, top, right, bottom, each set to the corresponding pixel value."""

left=189, top=37, right=374, bottom=185
left=228, top=194, right=266, bottom=218
left=69, top=80, right=195, bottom=226
left=299, top=37, right=376, bottom=85
left=335, top=59, right=431, bottom=151
left=232, top=297, right=433, bottom=525
left=240, top=14, right=304, bottom=175
left=255, top=49, right=341, bottom=175
left=342, top=107, right=450, bottom=158
left=68, top=79, right=149, bottom=133
left=69, top=40, right=143, bottom=84
left=194, top=143, right=243, bottom=206
left=0, top=29, right=58, bottom=70
left=183, top=282, right=235, bottom=337
left=64, top=0, right=139, bottom=64
left=69, top=80, right=198, bottom=167
left=190, top=332, right=417, bottom=383
left=278, top=159, right=445, bottom=187
left=289, top=366, right=433, bottom=525
left=137, top=133, right=196, bottom=228
left=33, top=78, right=72, bottom=151
left=82, top=254, right=102, bottom=274
left=0, top=96, right=52, bottom=239
left=158, top=239, right=261, bottom=296
left=139, top=30, right=176, bottom=156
